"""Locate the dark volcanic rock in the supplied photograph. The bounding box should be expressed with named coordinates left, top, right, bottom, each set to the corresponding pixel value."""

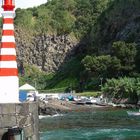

left=15, top=28, right=79, bottom=73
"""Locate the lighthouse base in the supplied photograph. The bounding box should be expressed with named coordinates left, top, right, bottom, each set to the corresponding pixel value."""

left=0, top=102, right=39, bottom=140
left=0, top=77, right=19, bottom=103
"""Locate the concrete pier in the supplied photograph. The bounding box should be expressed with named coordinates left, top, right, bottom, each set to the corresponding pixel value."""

left=0, top=102, right=39, bottom=140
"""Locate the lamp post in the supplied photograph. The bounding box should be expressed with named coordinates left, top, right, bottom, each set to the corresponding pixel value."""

left=100, top=77, right=103, bottom=90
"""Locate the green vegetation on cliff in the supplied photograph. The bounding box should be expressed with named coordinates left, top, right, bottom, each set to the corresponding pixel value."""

left=82, top=41, right=137, bottom=79
left=17, top=0, right=111, bottom=91
left=15, top=0, right=110, bottom=38
left=16, top=0, right=140, bottom=102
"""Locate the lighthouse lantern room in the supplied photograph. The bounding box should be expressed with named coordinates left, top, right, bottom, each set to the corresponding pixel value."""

left=2, top=0, right=15, bottom=11
left=0, top=0, right=19, bottom=103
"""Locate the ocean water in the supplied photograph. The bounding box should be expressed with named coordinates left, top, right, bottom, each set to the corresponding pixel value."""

left=39, top=108, right=140, bottom=140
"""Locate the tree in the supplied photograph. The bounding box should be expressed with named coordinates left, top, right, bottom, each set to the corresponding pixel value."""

left=15, top=9, right=34, bottom=29
left=51, top=10, right=75, bottom=34
left=82, top=55, right=121, bottom=78
left=108, top=56, right=121, bottom=77
left=102, top=77, right=140, bottom=104
left=112, top=41, right=137, bottom=74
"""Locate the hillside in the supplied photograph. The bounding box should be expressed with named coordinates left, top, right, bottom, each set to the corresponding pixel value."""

left=15, top=0, right=110, bottom=72
left=1, top=0, right=140, bottom=92
left=13, top=0, right=111, bottom=90
left=85, top=0, right=140, bottom=83
left=91, top=0, right=140, bottom=54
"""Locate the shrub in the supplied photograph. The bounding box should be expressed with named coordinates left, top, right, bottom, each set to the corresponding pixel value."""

left=102, top=77, right=140, bottom=104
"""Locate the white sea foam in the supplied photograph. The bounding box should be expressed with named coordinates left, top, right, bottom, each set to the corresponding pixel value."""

left=39, top=115, right=48, bottom=119
left=39, top=114, right=64, bottom=119
left=52, top=114, right=64, bottom=117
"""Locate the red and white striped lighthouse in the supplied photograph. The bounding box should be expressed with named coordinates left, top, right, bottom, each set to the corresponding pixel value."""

left=0, top=0, right=19, bottom=103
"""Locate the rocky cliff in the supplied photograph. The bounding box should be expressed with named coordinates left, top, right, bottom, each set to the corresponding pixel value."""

left=12, top=0, right=140, bottom=74
left=15, top=28, right=79, bottom=73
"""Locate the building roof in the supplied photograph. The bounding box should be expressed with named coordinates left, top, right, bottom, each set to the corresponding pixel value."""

left=19, top=83, right=36, bottom=91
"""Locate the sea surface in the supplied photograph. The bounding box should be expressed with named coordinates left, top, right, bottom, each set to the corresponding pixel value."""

left=39, top=107, right=140, bottom=140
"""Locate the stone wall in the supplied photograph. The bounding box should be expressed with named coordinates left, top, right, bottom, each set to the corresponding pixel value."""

left=0, top=102, right=39, bottom=140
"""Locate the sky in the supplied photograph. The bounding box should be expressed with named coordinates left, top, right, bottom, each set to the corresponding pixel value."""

left=0, top=0, right=47, bottom=16
left=15, top=0, right=47, bottom=9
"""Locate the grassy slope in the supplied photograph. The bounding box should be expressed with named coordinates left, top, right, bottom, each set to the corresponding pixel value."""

left=19, top=56, right=84, bottom=92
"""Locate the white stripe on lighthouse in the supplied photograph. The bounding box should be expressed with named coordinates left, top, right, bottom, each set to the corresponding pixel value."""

left=0, top=61, right=17, bottom=68
left=2, top=11, right=15, bottom=18
left=0, top=48, right=16, bottom=55
left=0, top=77, right=19, bottom=103
left=3, top=15, right=15, bottom=18
left=2, top=36, right=15, bottom=42
left=3, top=24, right=14, bottom=30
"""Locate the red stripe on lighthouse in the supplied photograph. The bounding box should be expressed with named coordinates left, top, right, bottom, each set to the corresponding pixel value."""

left=3, top=18, right=13, bottom=24
left=0, top=68, right=18, bottom=76
left=1, top=42, right=15, bottom=48
left=0, top=55, right=16, bottom=61
left=2, top=30, right=14, bottom=36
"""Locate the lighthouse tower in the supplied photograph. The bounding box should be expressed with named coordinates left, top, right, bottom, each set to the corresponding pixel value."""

left=0, top=0, right=19, bottom=103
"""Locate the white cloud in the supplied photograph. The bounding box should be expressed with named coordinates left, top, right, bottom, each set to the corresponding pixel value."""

left=16, top=0, right=47, bottom=9
left=0, top=0, right=47, bottom=16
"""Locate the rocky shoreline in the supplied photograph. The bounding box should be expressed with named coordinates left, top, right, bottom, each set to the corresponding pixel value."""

left=38, top=99, right=140, bottom=116
left=38, top=99, right=108, bottom=116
